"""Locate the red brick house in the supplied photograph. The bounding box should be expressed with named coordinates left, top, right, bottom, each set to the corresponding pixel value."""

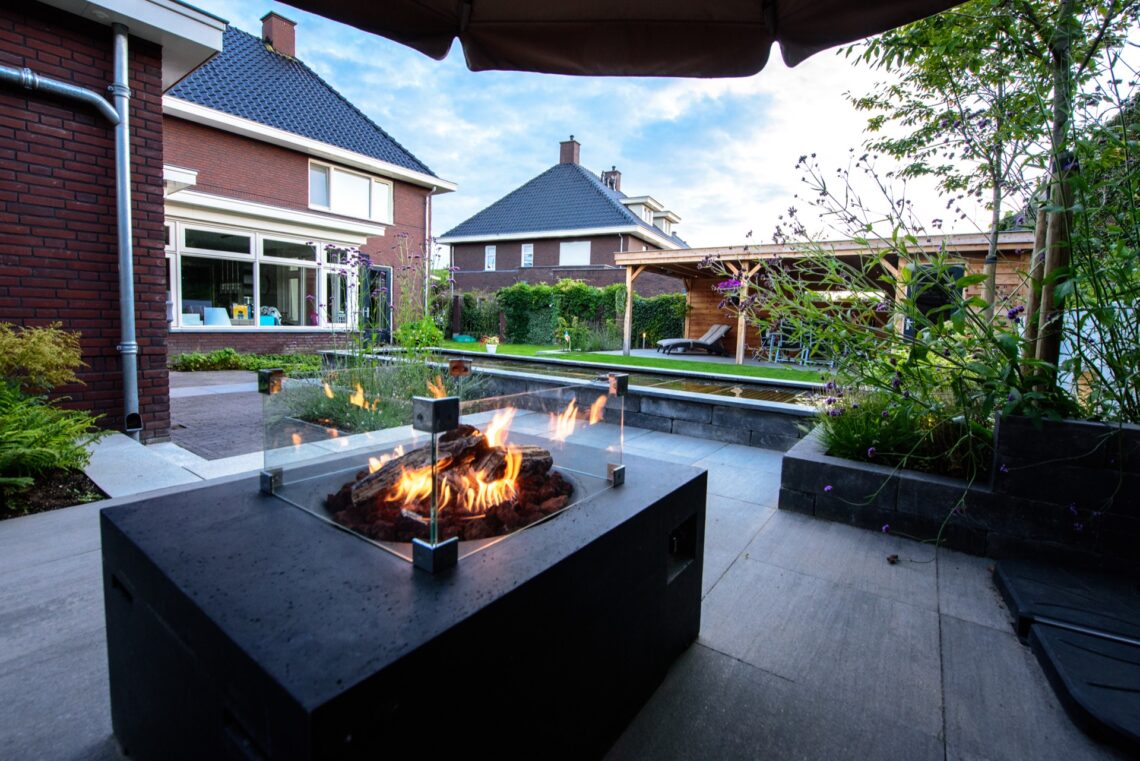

left=162, top=13, right=454, bottom=356
left=439, top=138, right=686, bottom=296
left=0, top=0, right=223, bottom=441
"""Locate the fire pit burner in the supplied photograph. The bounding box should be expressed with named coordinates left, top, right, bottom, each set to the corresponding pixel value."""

left=326, top=422, right=574, bottom=543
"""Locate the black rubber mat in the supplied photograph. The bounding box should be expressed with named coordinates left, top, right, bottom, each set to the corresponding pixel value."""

left=1030, top=623, right=1140, bottom=753
left=993, top=558, right=1140, bottom=641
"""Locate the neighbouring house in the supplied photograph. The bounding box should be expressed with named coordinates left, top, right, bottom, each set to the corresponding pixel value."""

left=163, top=13, right=455, bottom=356
left=0, top=0, right=224, bottom=441
left=614, top=232, right=1038, bottom=363
left=439, top=137, right=687, bottom=296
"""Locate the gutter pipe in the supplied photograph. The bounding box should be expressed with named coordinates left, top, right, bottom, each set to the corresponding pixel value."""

left=111, top=23, right=142, bottom=437
left=0, top=25, right=142, bottom=438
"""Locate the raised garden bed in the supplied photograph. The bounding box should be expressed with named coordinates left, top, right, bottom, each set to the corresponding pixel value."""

left=779, top=415, right=1140, bottom=567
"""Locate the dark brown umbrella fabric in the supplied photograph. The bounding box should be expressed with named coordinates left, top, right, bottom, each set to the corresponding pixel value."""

left=283, top=0, right=963, bottom=77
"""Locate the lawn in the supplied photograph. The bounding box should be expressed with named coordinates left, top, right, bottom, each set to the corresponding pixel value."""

left=436, top=342, right=823, bottom=383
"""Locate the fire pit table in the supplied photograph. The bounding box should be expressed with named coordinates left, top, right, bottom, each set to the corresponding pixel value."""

left=101, top=365, right=706, bottom=760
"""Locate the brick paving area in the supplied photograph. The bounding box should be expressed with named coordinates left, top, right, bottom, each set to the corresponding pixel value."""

left=169, top=372, right=264, bottom=460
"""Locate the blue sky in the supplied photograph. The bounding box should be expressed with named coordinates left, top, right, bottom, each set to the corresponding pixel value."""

left=183, top=2, right=979, bottom=252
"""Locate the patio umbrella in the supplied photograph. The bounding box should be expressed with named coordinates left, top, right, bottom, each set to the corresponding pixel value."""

left=283, top=0, right=964, bottom=77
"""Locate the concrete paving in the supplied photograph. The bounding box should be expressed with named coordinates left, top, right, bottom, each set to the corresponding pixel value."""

left=3, top=375, right=1128, bottom=760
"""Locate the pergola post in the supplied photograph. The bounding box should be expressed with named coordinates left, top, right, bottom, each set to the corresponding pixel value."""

left=734, top=261, right=763, bottom=365
left=622, top=265, right=645, bottom=356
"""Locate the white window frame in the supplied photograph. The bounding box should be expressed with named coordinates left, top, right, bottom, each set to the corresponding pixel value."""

left=520, top=243, right=534, bottom=268
left=308, top=160, right=394, bottom=225
left=558, top=240, right=591, bottom=267
left=167, top=219, right=363, bottom=331
left=484, top=245, right=497, bottom=271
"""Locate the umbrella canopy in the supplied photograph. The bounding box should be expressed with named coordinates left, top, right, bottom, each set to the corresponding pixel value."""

left=283, top=0, right=964, bottom=77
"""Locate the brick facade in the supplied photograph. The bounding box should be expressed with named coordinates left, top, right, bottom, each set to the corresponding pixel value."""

left=452, top=235, right=681, bottom=296
left=0, top=4, right=169, bottom=441
left=169, top=331, right=341, bottom=356
left=164, top=117, right=433, bottom=322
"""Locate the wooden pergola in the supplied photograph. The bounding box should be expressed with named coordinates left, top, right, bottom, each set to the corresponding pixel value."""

left=614, top=231, right=1037, bottom=364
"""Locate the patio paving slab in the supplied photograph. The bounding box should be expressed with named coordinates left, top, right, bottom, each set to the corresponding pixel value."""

left=937, top=551, right=1014, bottom=632
left=700, top=554, right=945, bottom=737
left=744, top=510, right=940, bottom=608
left=84, top=433, right=200, bottom=498
left=604, top=643, right=945, bottom=761
left=701, top=494, right=774, bottom=597
left=941, top=615, right=1130, bottom=761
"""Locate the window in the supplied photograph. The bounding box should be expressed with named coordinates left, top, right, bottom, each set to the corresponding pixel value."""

left=521, top=243, right=534, bottom=268
left=485, top=245, right=496, bottom=271
left=166, top=220, right=366, bottom=330
left=309, top=161, right=394, bottom=224
left=558, top=241, right=590, bottom=266
left=185, top=227, right=251, bottom=254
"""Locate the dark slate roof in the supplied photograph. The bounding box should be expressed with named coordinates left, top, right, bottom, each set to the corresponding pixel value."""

left=169, top=26, right=434, bottom=177
left=440, top=162, right=688, bottom=247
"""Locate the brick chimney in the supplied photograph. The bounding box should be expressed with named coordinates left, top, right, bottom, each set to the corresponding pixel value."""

left=261, top=12, right=297, bottom=57
left=559, top=136, right=580, bottom=165
left=601, top=166, right=621, bottom=192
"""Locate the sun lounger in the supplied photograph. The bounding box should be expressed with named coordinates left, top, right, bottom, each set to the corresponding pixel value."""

left=656, top=324, right=730, bottom=356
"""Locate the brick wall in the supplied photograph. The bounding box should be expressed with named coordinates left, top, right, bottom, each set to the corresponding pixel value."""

left=452, top=235, right=683, bottom=296
left=169, top=331, right=341, bottom=356
left=166, top=116, right=432, bottom=326
left=363, top=183, right=430, bottom=322
left=0, top=4, right=169, bottom=440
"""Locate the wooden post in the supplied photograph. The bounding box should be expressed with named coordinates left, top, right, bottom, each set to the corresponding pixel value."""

left=735, top=310, right=747, bottom=364
left=682, top=277, right=693, bottom=340
left=622, top=266, right=644, bottom=356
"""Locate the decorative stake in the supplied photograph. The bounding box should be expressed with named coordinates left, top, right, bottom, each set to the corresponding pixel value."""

left=412, top=395, right=460, bottom=434
left=260, top=468, right=282, bottom=495
left=258, top=368, right=284, bottom=395
left=413, top=536, right=458, bottom=573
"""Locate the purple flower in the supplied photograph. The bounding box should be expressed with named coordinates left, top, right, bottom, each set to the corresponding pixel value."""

left=999, top=464, right=1009, bottom=474
left=1006, top=305, right=1025, bottom=321
left=891, top=377, right=901, bottom=390
left=1073, top=522, right=1085, bottom=533
left=902, top=390, right=910, bottom=399
left=881, top=523, right=890, bottom=533
left=823, top=485, right=833, bottom=493
left=1007, top=392, right=1015, bottom=402
left=1068, top=503, right=1078, bottom=516
left=874, top=301, right=890, bottom=313
left=867, top=446, right=876, bottom=459
left=715, top=278, right=743, bottom=292
left=882, top=411, right=890, bottom=419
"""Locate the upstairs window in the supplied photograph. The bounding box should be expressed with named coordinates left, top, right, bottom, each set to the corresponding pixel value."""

left=484, top=245, right=496, bottom=271
left=521, top=243, right=534, bottom=268
left=558, top=241, right=590, bottom=266
left=309, top=161, right=393, bottom=224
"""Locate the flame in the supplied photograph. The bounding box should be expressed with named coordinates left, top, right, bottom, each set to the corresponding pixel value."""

left=483, top=407, right=517, bottom=448
left=427, top=375, right=447, bottom=398
left=550, top=398, right=579, bottom=441
left=367, top=444, right=405, bottom=473
left=588, top=394, right=607, bottom=425
left=448, top=447, right=522, bottom=515
left=327, top=428, right=339, bottom=438
left=391, top=460, right=442, bottom=505
left=322, top=382, right=334, bottom=399
left=291, top=433, right=302, bottom=447
left=348, top=383, right=379, bottom=411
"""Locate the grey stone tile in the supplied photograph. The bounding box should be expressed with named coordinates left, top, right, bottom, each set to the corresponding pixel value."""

left=0, top=635, right=120, bottom=761
left=936, top=550, right=1015, bottom=632
left=744, top=510, right=940, bottom=608
left=702, top=495, right=774, bottom=597
left=86, top=434, right=200, bottom=497
left=0, top=551, right=103, bottom=673
left=695, top=461, right=780, bottom=505
left=0, top=502, right=103, bottom=571
left=605, top=643, right=944, bottom=761
left=697, top=443, right=784, bottom=472
left=940, top=615, right=1129, bottom=761
left=171, top=391, right=264, bottom=460
left=700, top=556, right=944, bottom=737
left=623, top=431, right=727, bottom=464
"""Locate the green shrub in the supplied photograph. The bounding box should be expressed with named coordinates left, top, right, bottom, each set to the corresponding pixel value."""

left=394, top=316, right=444, bottom=349
left=460, top=292, right=501, bottom=339
left=0, top=322, right=85, bottom=393
left=632, top=293, right=687, bottom=343
left=0, top=385, right=105, bottom=492
left=169, top=349, right=321, bottom=374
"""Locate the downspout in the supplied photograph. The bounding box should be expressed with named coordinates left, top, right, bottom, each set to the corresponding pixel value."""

left=0, top=66, right=120, bottom=124
left=423, top=189, right=434, bottom=318
left=111, top=23, right=143, bottom=437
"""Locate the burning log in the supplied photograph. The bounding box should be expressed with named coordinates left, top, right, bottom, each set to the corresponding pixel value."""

left=326, top=424, right=572, bottom=544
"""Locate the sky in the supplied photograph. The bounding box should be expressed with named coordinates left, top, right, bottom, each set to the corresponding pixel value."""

left=185, top=1, right=989, bottom=256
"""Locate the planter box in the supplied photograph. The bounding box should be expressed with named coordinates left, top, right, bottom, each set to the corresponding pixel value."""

left=779, top=416, right=1140, bottom=568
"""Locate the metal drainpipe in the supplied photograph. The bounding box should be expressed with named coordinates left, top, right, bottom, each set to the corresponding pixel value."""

left=0, top=66, right=120, bottom=124
left=111, top=24, right=142, bottom=438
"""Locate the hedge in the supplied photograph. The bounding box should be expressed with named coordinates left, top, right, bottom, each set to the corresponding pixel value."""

left=466, top=279, right=686, bottom=345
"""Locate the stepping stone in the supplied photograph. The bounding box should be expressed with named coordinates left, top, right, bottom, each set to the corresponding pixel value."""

left=993, top=558, right=1140, bottom=640
left=1029, top=623, right=1140, bottom=754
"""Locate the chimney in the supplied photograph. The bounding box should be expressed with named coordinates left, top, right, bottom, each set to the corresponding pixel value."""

left=261, top=12, right=297, bottom=57
left=559, top=135, right=580, bottom=165
left=601, top=165, right=622, bottom=192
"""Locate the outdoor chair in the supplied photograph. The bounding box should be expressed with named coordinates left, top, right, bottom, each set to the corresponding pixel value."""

left=656, top=324, right=731, bottom=356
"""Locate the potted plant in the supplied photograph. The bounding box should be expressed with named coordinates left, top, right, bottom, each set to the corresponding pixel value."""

left=481, top=335, right=500, bottom=354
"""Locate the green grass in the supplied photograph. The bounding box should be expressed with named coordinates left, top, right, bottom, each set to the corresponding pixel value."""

left=437, top=341, right=552, bottom=357
left=555, top=352, right=824, bottom=382
left=437, top=341, right=824, bottom=382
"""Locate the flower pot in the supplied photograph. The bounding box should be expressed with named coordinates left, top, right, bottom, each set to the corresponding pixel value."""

left=486, top=344, right=498, bottom=354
